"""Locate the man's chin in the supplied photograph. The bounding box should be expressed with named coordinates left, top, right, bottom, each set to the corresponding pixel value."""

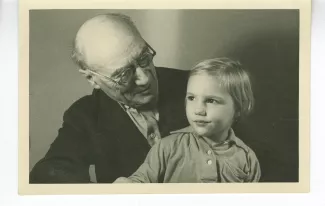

left=131, top=95, right=157, bottom=109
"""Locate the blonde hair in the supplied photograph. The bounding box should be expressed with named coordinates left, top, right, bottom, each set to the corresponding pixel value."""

left=190, top=57, right=254, bottom=120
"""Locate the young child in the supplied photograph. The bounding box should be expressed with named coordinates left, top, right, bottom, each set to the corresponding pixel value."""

left=114, top=57, right=261, bottom=183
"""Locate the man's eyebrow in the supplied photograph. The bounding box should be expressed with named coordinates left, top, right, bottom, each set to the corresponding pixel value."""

left=129, top=46, right=148, bottom=63
left=138, top=46, right=149, bottom=57
left=111, top=46, right=148, bottom=77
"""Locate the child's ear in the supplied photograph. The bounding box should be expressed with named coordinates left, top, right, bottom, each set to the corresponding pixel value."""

left=78, top=69, right=101, bottom=89
left=234, top=112, right=240, bottom=122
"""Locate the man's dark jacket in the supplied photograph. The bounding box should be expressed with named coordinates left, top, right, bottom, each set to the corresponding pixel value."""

left=30, top=67, right=189, bottom=183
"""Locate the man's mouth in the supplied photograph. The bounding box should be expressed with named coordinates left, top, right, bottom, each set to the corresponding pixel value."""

left=136, top=85, right=151, bottom=94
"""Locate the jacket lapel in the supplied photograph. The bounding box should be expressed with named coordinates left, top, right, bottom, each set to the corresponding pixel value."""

left=156, top=67, right=189, bottom=137
left=95, top=90, right=150, bottom=149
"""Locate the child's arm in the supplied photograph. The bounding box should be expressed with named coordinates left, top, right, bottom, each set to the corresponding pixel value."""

left=246, top=150, right=261, bottom=182
left=114, top=139, right=169, bottom=183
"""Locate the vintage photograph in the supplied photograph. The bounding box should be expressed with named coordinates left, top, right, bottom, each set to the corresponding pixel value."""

left=19, top=0, right=311, bottom=194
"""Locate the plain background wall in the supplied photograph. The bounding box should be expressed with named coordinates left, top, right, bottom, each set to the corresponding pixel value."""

left=29, top=10, right=299, bottom=182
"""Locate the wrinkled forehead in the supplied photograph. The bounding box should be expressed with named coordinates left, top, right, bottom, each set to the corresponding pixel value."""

left=76, top=18, right=146, bottom=73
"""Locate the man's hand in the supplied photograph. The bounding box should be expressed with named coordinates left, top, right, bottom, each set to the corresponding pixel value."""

left=113, top=177, right=134, bottom=183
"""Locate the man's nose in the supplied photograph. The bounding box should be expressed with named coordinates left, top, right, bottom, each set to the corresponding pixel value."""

left=134, top=66, right=150, bottom=86
left=194, top=102, right=206, bottom=116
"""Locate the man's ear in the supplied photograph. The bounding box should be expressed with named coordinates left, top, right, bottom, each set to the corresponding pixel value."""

left=78, top=69, right=101, bottom=89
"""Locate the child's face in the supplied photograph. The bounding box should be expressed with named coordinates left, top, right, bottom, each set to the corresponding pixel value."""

left=186, top=73, right=236, bottom=141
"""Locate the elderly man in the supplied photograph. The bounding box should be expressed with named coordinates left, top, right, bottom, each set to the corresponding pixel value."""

left=30, top=13, right=189, bottom=183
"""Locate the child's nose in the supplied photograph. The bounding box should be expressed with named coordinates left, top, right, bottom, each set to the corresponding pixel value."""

left=194, top=103, right=206, bottom=116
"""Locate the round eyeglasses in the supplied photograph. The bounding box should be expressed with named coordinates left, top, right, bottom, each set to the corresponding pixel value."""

left=87, top=42, right=156, bottom=91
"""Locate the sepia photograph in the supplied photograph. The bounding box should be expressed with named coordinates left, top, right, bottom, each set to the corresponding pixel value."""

left=19, top=0, right=311, bottom=194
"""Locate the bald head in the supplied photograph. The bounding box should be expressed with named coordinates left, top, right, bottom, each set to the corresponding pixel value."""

left=72, top=13, right=145, bottom=73
left=71, top=13, right=158, bottom=108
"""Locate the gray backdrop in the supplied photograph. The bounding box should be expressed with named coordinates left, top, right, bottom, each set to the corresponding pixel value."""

left=30, top=10, right=299, bottom=182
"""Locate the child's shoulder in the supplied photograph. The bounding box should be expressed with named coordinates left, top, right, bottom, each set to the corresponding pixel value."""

left=160, top=126, right=194, bottom=145
left=169, top=126, right=195, bottom=135
left=232, top=133, right=256, bottom=155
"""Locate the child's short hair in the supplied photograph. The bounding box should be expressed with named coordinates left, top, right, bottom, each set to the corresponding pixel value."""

left=189, top=57, right=254, bottom=120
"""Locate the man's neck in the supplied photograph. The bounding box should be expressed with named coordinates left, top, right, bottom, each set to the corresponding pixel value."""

left=120, top=100, right=158, bottom=112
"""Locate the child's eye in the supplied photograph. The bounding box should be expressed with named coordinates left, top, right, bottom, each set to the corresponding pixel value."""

left=206, top=99, right=219, bottom=104
left=186, top=96, right=195, bottom=101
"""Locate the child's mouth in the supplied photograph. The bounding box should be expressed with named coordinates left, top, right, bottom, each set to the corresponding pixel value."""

left=193, top=120, right=210, bottom=126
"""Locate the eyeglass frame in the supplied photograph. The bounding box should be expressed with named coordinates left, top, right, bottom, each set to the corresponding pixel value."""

left=87, top=41, right=156, bottom=89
